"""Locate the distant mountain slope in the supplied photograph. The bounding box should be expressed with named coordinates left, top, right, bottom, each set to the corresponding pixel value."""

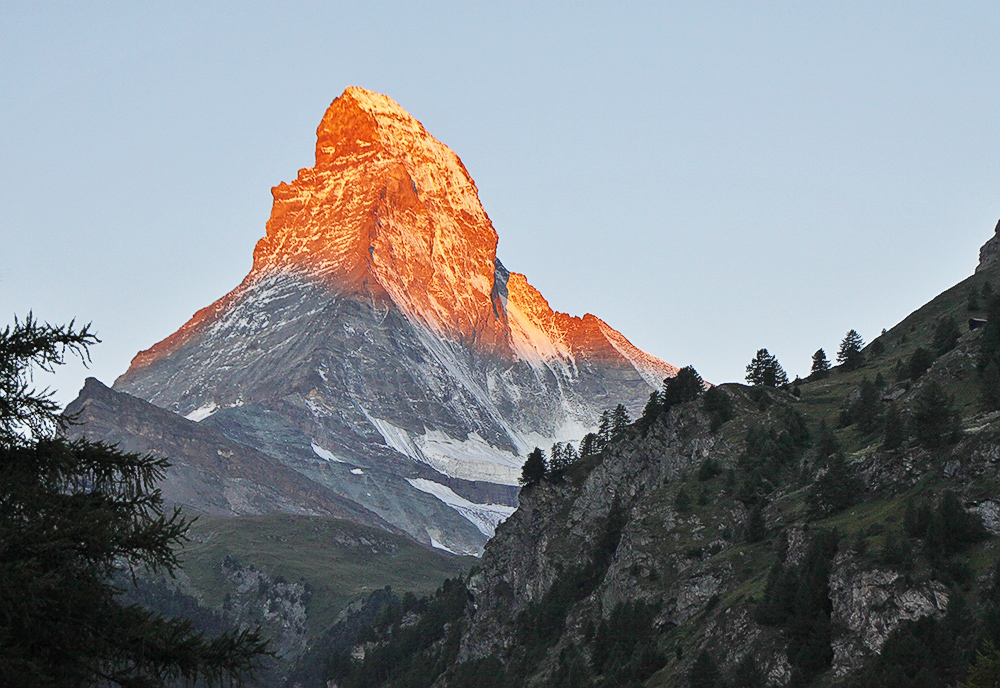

left=64, top=377, right=382, bottom=522
left=64, top=378, right=494, bottom=553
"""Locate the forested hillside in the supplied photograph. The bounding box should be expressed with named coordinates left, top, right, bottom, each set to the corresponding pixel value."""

left=318, top=240, right=1000, bottom=688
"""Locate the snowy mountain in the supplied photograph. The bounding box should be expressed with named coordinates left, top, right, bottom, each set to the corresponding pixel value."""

left=82, top=87, right=677, bottom=555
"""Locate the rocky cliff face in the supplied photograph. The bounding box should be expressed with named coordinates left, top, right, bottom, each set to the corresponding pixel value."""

left=84, top=87, right=677, bottom=556
left=436, top=375, right=999, bottom=686
left=327, top=245, right=1000, bottom=687
left=978, top=219, right=1000, bottom=273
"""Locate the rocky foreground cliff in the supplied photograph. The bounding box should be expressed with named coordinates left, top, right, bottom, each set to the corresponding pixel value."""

left=317, top=237, right=1000, bottom=687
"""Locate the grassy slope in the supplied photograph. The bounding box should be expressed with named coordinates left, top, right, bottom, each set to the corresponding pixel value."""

left=642, top=263, right=1000, bottom=686
left=798, top=261, right=1000, bottom=429
left=180, top=513, right=475, bottom=632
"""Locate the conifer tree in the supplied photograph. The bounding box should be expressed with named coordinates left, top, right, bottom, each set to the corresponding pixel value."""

left=837, top=329, right=864, bottom=370
left=729, top=654, right=766, bottom=688
left=746, top=349, right=789, bottom=387
left=597, top=410, right=613, bottom=444
left=968, top=286, right=981, bottom=312
left=807, top=454, right=861, bottom=517
left=980, top=295, right=1000, bottom=410
left=983, top=360, right=1000, bottom=411
left=869, top=339, right=886, bottom=358
left=961, top=642, right=1000, bottom=688
left=610, top=403, right=631, bottom=437
left=0, top=315, right=269, bottom=687
left=883, top=403, right=906, bottom=450
left=687, top=650, right=721, bottom=688
left=702, top=386, right=734, bottom=432
left=843, top=378, right=883, bottom=435
left=548, top=442, right=578, bottom=474
left=548, top=442, right=565, bottom=472
left=638, top=391, right=662, bottom=430
left=745, top=505, right=767, bottom=543
left=908, top=346, right=935, bottom=380
left=519, top=447, right=547, bottom=485
left=814, top=419, right=841, bottom=460
left=675, top=487, right=693, bottom=514
left=810, top=348, right=830, bottom=378
left=662, top=366, right=704, bottom=410
left=932, top=315, right=961, bottom=356
left=579, top=432, right=600, bottom=457
left=924, top=490, right=988, bottom=558
left=911, top=380, right=960, bottom=448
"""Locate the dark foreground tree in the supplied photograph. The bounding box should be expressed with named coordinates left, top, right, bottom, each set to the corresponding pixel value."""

left=746, top=349, right=789, bottom=387
left=908, top=346, right=935, bottom=381
left=0, top=315, right=269, bottom=687
left=702, top=386, right=734, bottom=432
left=610, top=403, right=631, bottom=437
left=807, top=454, right=862, bottom=517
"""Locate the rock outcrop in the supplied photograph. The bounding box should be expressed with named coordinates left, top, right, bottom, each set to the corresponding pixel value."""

left=977, top=218, right=1000, bottom=272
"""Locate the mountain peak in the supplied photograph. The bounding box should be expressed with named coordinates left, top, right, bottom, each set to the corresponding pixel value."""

left=111, top=88, right=679, bottom=554
left=124, top=87, right=675, bottom=390
left=250, top=87, right=504, bottom=348
left=314, top=87, right=435, bottom=164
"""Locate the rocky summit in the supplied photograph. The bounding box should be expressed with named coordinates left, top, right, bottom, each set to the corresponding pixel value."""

left=74, top=87, right=676, bottom=555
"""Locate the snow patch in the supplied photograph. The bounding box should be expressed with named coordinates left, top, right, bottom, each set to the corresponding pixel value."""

left=429, top=537, right=459, bottom=555
left=414, top=431, right=522, bottom=486
left=185, top=402, right=218, bottom=422
left=311, top=442, right=345, bottom=463
left=364, top=406, right=525, bottom=484
left=363, top=411, right=421, bottom=460
left=408, top=478, right=516, bottom=538
left=351, top=468, right=364, bottom=475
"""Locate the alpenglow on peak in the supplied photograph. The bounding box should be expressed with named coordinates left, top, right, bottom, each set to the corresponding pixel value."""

left=109, top=87, right=678, bottom=555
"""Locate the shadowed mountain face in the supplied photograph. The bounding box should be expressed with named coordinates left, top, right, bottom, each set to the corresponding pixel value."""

left=88, top=87, right=677, bottom=555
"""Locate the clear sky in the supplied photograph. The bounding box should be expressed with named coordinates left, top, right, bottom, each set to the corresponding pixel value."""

left=2, top=2, right=999, bottom=406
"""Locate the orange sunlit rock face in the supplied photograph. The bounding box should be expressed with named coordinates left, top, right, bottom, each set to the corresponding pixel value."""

left=250, top=87, right=508, bottom=350
left=127, top=87, right=675, bottom=380
left=505, top=272, right=678, bottom=382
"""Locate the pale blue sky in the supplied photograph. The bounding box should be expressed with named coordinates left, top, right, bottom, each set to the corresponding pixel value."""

left=2, top=2, right=999, bottom=405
